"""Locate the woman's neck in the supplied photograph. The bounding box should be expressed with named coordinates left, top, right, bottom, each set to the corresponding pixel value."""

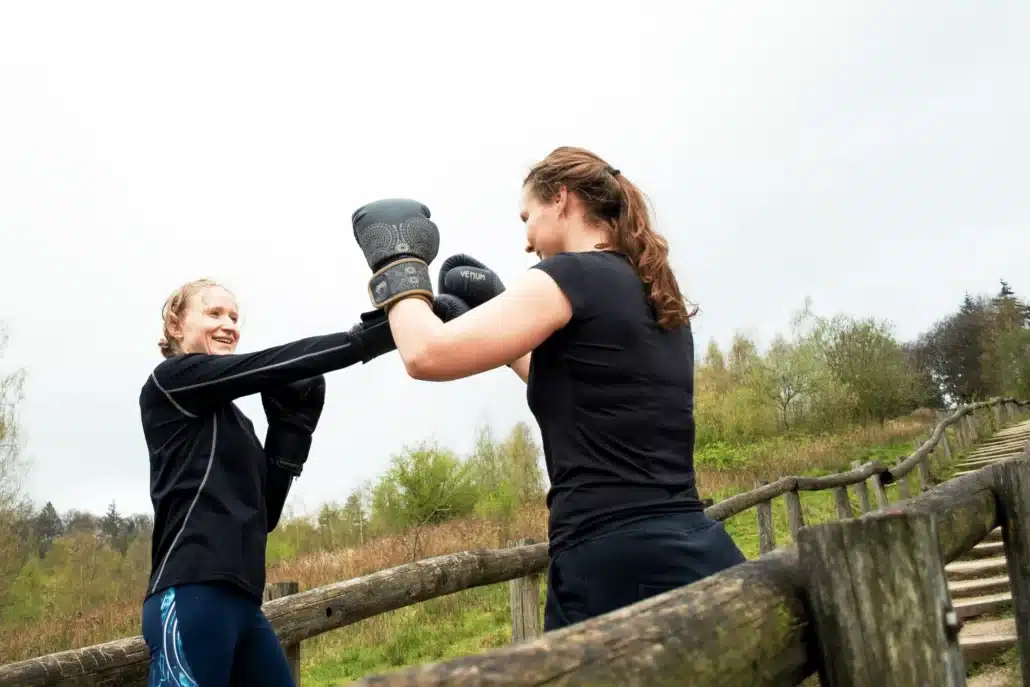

left=562, top=225, right=611, bottom=254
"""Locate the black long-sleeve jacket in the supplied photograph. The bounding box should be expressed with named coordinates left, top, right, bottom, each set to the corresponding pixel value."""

left=139, top=321, right=391, bottom=602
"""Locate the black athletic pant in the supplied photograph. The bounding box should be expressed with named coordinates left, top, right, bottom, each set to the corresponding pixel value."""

left=142, top=582, right=294, bottom=687
left=543, top=510, right=747, bottom=631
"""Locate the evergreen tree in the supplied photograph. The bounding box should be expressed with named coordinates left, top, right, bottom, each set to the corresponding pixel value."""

left=34, top=501, right=63, bottom=558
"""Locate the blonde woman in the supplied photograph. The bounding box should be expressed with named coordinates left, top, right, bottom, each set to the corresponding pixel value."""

left=138, top=278, right=465, bottom=686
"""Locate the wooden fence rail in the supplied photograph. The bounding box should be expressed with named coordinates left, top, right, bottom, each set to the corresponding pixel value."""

left=1, top=397, right=1028, bottom=686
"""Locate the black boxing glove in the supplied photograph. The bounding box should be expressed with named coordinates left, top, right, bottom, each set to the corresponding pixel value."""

left=262, top=376, right=326, bottom=478
left=437, top=254, right=506, bottom=309
left=433, top=293, right=471, bottom=322
left=346, top=295, right=468, bottom=365
left=352, top=199, right=440, bottom=310
left=348, top=310, right=396, bottom=364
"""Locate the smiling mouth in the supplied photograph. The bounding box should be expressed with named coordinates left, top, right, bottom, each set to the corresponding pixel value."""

left=212, top=335, right=234, bottom=346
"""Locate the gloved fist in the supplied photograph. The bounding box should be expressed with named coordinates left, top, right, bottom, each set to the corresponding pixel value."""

left=352, top=199, right=440, bottom=310
left=437, top=254, right=505, bottom=308
left=262, top=375, right=326, bottom=477
left=433, top=293, right=470, bottom=322
left=345, top=294, right=468, bottom=366
left=348, top=310, right=396, bottom=364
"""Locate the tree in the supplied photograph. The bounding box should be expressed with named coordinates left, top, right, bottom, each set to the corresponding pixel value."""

left=63, top=509, right=101, bottom=535
left=0, top=324, right=27, bottom=512
left=918, top=286, right=1030, bottom=403
left=0, top=324, right=30, bottom=614
left=762, top=333, right=824, bottom=430
left=370, top=441, right=478, bottom=557
left=34, top=501, right=63, bottom=558
left=101, top=501, right=130, bottom=554
left=820, top=316, right=919, bottom=424
left=501, top=422, right=546, bottom=506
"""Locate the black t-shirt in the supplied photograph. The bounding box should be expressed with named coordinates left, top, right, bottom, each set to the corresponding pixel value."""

left=528, top=250, right=703, bottom=555
left=139, top=331, right=372, bottom=602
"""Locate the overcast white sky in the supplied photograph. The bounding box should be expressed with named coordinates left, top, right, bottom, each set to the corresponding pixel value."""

left=1, top=2, right=1027, bottom=518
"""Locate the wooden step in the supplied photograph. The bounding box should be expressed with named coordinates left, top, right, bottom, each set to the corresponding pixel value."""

left=949, top=575, right=1010, bottom=599
left=960, top=541, right=1006, bottom=561
left=956, top=458, right=1014, bottom=471
left=959, top=450, right=1023, bottom=462
left=968, top=438, right=1027, bottom=450
left=962, top=449, right=1026, bottom=462
left=968, top=666, right=1017, bottom=687
left=960, top=449, right=1025, bottom=462
left=973, top=439, right=1029, bottom=449
left=954, top=591, right=1013, bottom=620
left=986, top=527, right=1002, bottom=542
left=960, top=618, right=1018, bottom=665
left=946, top=556, right=1008, bottom=580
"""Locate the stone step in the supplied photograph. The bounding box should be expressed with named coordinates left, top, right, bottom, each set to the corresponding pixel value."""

left=960, top=618, right=1018, bottom=665
left=946, top=556, right=1008, bottom=581
left=954, top=591, right=1013, bottom=621
left=949, top=575, right=1010, bottom=599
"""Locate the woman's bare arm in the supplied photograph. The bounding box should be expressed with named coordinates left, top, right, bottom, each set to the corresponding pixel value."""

left=386, top=270, right=571, bottom=382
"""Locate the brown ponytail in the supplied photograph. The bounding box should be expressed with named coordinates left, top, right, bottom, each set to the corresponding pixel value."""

left=523, top=146, right=696, bottom=329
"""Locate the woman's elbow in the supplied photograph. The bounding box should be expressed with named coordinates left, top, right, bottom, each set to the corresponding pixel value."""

left=401, top=341, right=445, bottom=381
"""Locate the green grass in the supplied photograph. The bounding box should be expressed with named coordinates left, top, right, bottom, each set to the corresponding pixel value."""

left=298, top=431, right=962, bottom=684
left=300, top=584, right=535, bottom=685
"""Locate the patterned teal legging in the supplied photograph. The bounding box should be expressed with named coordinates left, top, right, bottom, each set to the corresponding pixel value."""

left=142, top=582, right=294, bottom=687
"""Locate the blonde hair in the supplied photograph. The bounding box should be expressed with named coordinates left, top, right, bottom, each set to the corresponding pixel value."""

left=158, top=278, right=236, bottom=358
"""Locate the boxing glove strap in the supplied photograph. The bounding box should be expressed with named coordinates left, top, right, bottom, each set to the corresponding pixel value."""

left=265, top=426, right=312, bottom=478
left=368, top=257, right=434, bottom=310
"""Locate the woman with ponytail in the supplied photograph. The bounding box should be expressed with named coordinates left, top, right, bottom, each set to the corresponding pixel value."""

left=382, top=145, right=746, bottom=631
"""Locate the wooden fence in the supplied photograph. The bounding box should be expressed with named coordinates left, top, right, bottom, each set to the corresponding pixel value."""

left=1, top=397, right=1028, bottom=686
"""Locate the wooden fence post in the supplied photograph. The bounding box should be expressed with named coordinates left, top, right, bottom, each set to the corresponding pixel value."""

left=507, top=538, right=542, bottom=643
left=917, top=458, right=932, bottom=492
left=263, top=581, right=301, bottom=685
left=851, top=461, right=871, bottom=513
left=755, top=482, right=776, bottom=554
left=965, top=414, right=977, bottom=442
left=797, top=511, right=965, bottom=686
left=940, top=428, right=952, bottom=461
left=785, top=489, right=805, bottom=539
left=833, top=486, right=853, bottom=520
left=991, top=460, right=1030, bottom=685
left=994, top=402, right=1003, bottom=430
left=895, top=458, right=911, bottom=500
left=872, top=474, right=889, bottom=510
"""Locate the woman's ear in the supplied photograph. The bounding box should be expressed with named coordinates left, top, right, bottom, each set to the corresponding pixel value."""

left=165, top=314, right=184, bottom=343
left=555, top=186, right=568, bottom=217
